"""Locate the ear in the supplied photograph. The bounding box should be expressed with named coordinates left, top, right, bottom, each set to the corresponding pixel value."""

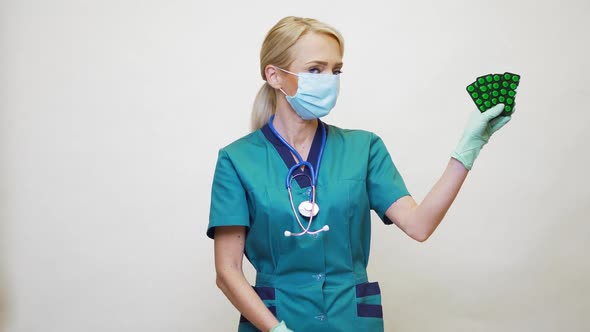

left=265, top=65, right=282, bottom=89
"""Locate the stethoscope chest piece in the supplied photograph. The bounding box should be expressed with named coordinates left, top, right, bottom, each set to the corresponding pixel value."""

left=298, top=200, right=319, bottom=218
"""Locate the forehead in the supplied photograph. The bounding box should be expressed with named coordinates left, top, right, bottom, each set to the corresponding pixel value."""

left=289, top=32, right=342, bottom=65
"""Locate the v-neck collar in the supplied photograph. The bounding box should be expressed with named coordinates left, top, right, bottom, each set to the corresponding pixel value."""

left=261, top=119, right=328, bottom=189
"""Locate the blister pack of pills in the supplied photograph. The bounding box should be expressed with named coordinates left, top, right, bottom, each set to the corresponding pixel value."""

left=466, top=72, right=520, bottom=116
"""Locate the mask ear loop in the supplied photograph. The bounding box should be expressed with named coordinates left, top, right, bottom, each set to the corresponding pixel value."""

left=274, top=66, right=298, bottom=76
left=274, top=66, right=299, bottom=98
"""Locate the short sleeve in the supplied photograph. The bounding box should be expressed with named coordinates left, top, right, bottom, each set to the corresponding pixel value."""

left=207, top=149, right=250, bottom=239
left=367, top=133, right=411, bottom=224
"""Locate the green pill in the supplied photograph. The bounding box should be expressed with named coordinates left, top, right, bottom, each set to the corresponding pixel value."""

left=486, top=75, right=493, bottom=83
left=508, top=90, right=516, bottom=97
left=510, top=83, right=518, bottom=89
left=492, top=90, right=499, bottom=97
left=504, top=73, right=511, bottom=80
left=484, top=101, right=491, bottom=107
left=499, top=96, right=506, bottom=102
left=500, top=89, right=507, bottom=95
left=493, top=83, right=500, bottom=89
left=471, top=92, right=479, bottom=98
left=491, top=98, right=498, bottom=104
left=493, top=74, right=501, bottom=81
left=478, top=77, right=486, bottom=84
left=467, top=85, right=475, bottom=92
left=479, top=105, right=486, bottom=111
left=476, top=99, right=483, bottom=105
left=512, top=76, right=520, bottom=82
left=482, top=93, right=489, bottom=100
left=505, top=105, right=512, bottom=112
left=480, top=85, right=488, bottom=92
left=506, top=98, right=514, bottom=105
left=502, top=81, right=509, bottom=88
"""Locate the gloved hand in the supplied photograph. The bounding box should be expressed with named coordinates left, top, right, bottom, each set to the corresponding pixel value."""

left=270, top=321, right=293, bottom=332
left=451, top=104, right=511, bottom=170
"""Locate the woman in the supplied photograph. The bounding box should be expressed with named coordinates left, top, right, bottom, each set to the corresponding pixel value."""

left=207, top=16, right=510, bottom=332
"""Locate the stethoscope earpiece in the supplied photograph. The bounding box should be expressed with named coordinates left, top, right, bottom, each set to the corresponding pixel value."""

left=284, top=226, right=329, bottom=238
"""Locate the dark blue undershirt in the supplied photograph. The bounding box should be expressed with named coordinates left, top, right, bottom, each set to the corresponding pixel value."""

left=261, top=119, right=328, bottom=189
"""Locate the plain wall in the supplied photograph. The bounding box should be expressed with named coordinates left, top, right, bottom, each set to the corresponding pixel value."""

left=1, top=0, right=589, bottom=331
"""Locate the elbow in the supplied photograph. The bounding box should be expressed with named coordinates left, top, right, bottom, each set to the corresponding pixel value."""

left=215, top=272, right=229, bottom=293
left=413, top=232, right=431, bottom=243
left=403, top=217, right=439, bottom=243
left=407, top=227, right=432, bottom=243
left=215, top=261, right=244, bottom=294
left=215, top=267, right=241, bottom=294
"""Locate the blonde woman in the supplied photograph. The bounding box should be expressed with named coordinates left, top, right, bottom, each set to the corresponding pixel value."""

left=207, top=16, right=510, bottom=332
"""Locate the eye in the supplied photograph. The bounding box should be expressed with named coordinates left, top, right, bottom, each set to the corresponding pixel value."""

left=333, top=69, right=343, bottom=75
left=308, top=67, right=321, bottom=74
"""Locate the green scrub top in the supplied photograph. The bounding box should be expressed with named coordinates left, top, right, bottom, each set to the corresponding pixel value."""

left=208, top=121, right=410, bottom=332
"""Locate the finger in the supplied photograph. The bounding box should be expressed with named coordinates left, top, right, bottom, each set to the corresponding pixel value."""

left=489, top=115, right=505, bottom=127
left=483, top=104, right=505, bottom=120
left=490, top=115, right=511, bottom=133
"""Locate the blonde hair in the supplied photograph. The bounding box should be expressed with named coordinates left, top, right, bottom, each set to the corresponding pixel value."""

left=250, top=16, right=344, bottom=131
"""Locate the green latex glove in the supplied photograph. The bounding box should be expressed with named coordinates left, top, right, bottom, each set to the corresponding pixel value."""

left=452, top=104, right=511, bottom=170
left=270, top=321, right=293, bottom=332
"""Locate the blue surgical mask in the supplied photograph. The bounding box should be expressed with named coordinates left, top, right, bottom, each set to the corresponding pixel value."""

left=276, top=67, right=340, bottom=120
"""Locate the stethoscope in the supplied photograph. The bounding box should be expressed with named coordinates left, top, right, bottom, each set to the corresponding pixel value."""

left=268, top=115, right=330, bottom=237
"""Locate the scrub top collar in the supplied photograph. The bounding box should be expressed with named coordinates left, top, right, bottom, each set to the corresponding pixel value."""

left=261, top=119, right=329, bottom=189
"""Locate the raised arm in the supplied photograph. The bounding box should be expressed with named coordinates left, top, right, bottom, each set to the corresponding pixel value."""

left=385, top=104, right=511, bottom=242
left=385, top=158, right=467, bottom=241
left=214, top=226, right=280, bottom=331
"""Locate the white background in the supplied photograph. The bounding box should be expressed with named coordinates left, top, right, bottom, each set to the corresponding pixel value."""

left=1, top=0, right=589, bottom=331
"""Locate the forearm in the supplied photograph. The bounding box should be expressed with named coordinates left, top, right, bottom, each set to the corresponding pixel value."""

left=405, top=157, right=468, bottom=241
left=216, top=268, right=279, bottom=332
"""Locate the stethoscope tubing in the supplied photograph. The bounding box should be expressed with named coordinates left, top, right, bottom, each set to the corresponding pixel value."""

left=268, top=115, right=329, bottom=237
left=268, top=115, right=326, bottom=189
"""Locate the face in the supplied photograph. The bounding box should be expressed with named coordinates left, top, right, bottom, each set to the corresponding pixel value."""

left=270, top=32, right=343, bottom=96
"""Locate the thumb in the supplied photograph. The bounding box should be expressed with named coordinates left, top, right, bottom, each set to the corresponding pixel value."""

left=483, top=103, right=505, bottom=120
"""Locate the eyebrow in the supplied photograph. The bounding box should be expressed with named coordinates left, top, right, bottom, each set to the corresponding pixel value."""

left=305, top=60, right=344, bottom=67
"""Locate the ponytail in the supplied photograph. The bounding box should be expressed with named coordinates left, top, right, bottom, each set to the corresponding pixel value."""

left=250, top=82, right=276, bottom=131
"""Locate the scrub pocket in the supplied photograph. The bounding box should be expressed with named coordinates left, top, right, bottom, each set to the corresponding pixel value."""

left=355, top=281, right=383, bottom=319
left=238, top=286, right=277, bottom=332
